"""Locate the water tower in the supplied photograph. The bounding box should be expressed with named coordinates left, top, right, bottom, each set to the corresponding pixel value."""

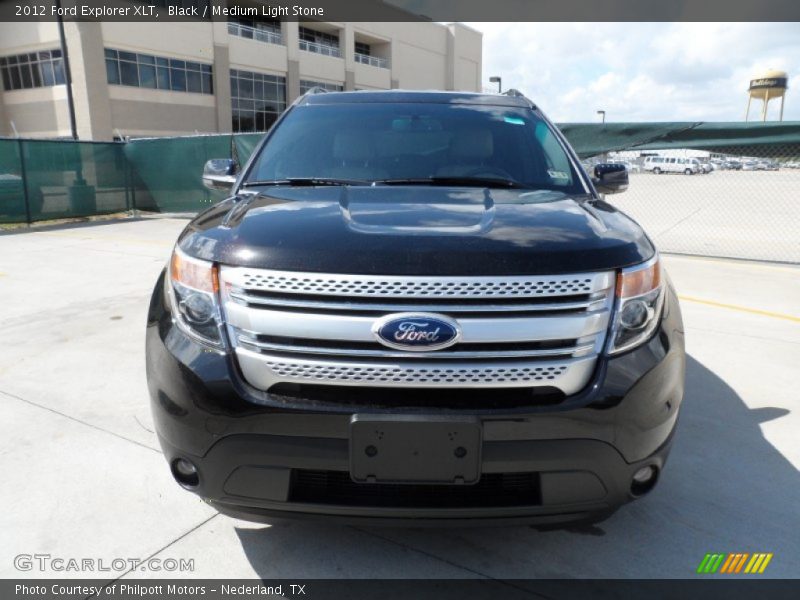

left=745, top=69, right=788, bottom=122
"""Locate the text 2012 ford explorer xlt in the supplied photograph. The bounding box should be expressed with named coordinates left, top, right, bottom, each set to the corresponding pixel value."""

left=146, top=90, right=685, bottom=526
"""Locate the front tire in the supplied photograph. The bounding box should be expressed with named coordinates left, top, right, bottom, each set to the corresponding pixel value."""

left=684, top=168, right=692, bottom=175
left=653, top=167, right=661, bottom=174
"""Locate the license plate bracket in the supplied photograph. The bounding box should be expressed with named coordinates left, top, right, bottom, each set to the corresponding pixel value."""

left=349, top=415, right=482, bottom=484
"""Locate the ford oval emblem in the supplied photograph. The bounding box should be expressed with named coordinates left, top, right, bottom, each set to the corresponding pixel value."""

left=372, top=313, right=461, bottom=352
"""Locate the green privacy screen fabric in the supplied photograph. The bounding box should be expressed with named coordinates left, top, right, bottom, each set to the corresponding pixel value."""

left=122, top=134, right=235, bottom=212
left=233, top=133, right=266, bottom=165
left=3, top=122, right=799, bottom=223
left=0, top=139, right=27, bottom=223
left=557, top=121, right=800, bottom=158
left=1, top=139, right=130, bottom=223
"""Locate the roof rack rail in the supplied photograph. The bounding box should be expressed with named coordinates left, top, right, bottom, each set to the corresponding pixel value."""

left=290, top=86, right=332, bottom=109
left=502, top=88, right=536, bottom=110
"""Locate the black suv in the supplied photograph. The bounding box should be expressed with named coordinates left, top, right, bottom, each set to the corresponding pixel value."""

left=146, top=90, right=685, bottom=526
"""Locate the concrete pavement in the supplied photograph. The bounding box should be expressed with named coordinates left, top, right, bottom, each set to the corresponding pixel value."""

left=0, top=217, right=797, bottom=580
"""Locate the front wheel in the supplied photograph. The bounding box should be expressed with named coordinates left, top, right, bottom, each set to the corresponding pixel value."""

left=684, top=168, right=693, bottom=175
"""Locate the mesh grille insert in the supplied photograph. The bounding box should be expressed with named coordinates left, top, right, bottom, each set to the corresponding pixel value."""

left=264, top=361, right=568, bottom=384
left=240, top=273, right=596, bottom=297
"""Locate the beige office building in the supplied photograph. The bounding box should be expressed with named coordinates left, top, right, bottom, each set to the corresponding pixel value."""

left=0, top=18, right=482, bottom=141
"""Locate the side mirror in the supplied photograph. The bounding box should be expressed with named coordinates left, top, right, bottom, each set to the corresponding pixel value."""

left=202, top=159, right=238, bottom=191
left=592, top=163, right=629, bottom=195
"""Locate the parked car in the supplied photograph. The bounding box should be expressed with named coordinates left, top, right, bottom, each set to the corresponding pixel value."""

left=710, top=159, right=726, bottom=170
left=698, top=161, right=714, bottom=174
left=742, top=161, right=758, bottom=171
left=147, top=90, right=685, bottom=527
left=644, top=156, right=700, bottom=174
left=725, top=160, right=743, bottom=170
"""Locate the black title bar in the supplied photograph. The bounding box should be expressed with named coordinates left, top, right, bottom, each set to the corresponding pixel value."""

left=1, top=0, right=800, bottom=22
left=4, top=579, right=800, bottom=600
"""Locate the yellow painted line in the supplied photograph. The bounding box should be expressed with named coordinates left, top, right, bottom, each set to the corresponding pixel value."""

left=679, top=295, right=800, bottom=323
left=664, top=254, right=800, bottom=274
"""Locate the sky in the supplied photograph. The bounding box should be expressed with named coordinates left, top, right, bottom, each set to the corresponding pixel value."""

left=468, top=22, right=800, bottom=123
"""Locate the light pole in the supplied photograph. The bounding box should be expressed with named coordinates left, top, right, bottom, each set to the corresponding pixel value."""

left=489, top=76, right=502, bottom=93
left=597, top=110, right=606, bottom=124
left=55, top=0, right=78, bottom=140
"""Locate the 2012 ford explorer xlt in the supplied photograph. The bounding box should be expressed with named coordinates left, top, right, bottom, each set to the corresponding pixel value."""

left=146, top=90, right=685, bottom=526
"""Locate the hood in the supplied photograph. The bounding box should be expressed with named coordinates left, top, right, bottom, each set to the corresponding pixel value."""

left=179, top=186, right=654, bottom=276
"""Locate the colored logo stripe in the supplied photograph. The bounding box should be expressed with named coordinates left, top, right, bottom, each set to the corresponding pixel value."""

left=697, top=553, right=773, bottom=574
left=745, top=553, right=773, bottom=574
left=697, top=553, right=725, bottom=574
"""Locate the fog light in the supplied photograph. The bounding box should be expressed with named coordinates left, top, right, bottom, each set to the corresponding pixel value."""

left=630, top=465, right=658, bottom=496
left=633, top=466, right=656, bottom=483
left=171, top=458, right=200, bottom=488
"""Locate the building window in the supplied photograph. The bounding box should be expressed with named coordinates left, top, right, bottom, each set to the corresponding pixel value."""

left=298, top=26, right=341, bottom=57
left=105, top=48, right=213, bottom=94
left=230, top=68, right=286, bottom=132
left=354, top=42, right=371, bottom=56
left=299, top=79, right=344, bottom=94
left=227, top=17, right=283, bottom=45
left=0, top=50, right=65, bottom=91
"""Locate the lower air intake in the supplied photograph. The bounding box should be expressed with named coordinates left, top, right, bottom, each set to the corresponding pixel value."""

left=289, top=470, right=542, bottom=508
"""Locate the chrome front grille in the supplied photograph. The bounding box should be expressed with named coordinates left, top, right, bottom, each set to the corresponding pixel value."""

left=220, top=268, right=615, bottom=394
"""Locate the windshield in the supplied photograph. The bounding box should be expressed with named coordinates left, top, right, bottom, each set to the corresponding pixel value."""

left=245, top=102, right=585, bottom=193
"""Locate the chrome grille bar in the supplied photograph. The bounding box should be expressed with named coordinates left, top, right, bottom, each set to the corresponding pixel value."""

left=236, top=333, right=598, bottom=360
left=223, top=304, right=611, bottom=344
left=220, top=267, right=615, bottom=393
left=228, top=289, right=609, bottom=314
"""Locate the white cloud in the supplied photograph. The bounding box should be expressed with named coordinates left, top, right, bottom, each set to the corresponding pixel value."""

left=469, top=22, right=800, bottom=122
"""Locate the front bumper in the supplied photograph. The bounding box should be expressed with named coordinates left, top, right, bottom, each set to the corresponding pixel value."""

left=146, top=271, right=685, bottom=525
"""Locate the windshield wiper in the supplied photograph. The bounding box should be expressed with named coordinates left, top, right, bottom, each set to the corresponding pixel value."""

left=241, top=177, right=370, bottom=187
left=373, top=176, right=529, bottom=189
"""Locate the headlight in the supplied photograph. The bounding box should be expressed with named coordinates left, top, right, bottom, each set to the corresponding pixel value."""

left=606, top=255, right=664, bottom=355
left=167, top=247, right=226, bottom=348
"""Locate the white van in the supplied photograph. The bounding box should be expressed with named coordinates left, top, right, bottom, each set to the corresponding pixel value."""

left=644, top=156, right=700, bottom=175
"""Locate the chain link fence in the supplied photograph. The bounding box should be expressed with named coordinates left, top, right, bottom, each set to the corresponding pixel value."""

left=561, top=122, right=800, bottom=263
left=2, top=124, right=799, bottom=263
left=598, top=147, right=800, bottom=263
